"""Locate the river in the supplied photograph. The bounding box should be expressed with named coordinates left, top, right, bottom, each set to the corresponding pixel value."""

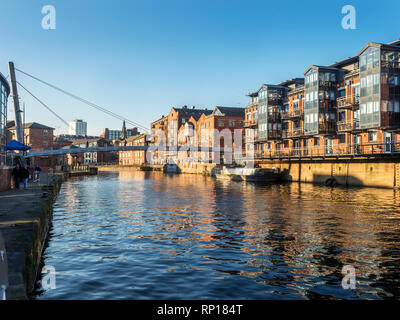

left=34, top=171, right=400, bottom=299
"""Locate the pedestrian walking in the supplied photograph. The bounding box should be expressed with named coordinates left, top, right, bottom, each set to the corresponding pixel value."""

left=11, top=164, right=23, bottom=190
left=34, top=165, right=42, bottom=183
left=22, top=165, right=29, bottom=189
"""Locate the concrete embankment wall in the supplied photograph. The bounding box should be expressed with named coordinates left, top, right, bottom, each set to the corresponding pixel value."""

left=258, top=158, right=400, bottom=188
left=98, top=165, right=143, bottom=172
left=178, top=163, right=216, bottom=175
left=1, top=173, right=66, bottom=299
left=98, top=158, right=400, bottom=188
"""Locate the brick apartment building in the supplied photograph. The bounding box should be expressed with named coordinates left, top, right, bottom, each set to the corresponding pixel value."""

left=72, top=137, right=113, bottom=164
left=150, top=106, right=213, bottom=164
left=194, top=106, right=245, bottom=163
left=244, top=39, right=400, bottom=159
left=150, top=105, right=245, bottom=166
left=8, top=122, right=54, bottom=151
left=119, top=133, right=148, bottom=166
left=7, top=122, right=55, bottom=168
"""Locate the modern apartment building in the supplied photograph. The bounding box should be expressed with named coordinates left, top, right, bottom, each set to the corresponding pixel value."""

left=101, top=123, right=139, bottom=141
left=0, top=72, right=9, bottom=166
left=246, top=39, right=400, bottom=158
left=69, top=119, right=87, bottom=136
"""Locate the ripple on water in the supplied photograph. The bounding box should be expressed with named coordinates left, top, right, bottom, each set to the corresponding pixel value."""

left=34, top=172, right=400, bottom=300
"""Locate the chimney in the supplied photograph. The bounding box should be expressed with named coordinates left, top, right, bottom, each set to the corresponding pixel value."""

left=191, top=106, right=195, bottom=109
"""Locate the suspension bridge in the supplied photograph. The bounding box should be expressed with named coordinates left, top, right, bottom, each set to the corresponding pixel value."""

left=7, top=61, right=152, bottom=157
left=6, top=62, right=247, bottom=162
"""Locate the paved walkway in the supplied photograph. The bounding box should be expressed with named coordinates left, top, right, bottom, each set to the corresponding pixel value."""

left=0, top=173, right=59, bottom=299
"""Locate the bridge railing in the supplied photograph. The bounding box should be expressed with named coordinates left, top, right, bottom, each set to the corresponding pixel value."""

left=254, top=142, right=400, bottom=159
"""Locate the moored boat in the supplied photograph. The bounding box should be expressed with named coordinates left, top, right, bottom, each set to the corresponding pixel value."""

left=214, top=166, right=282, bottom=182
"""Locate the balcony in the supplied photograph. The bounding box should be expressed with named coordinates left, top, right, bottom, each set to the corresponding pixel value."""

left=282, top=128, right=304, bottom=138
left=267, top=130, right=281, bottom=139
left=281, top=111, right=290, bottom=120
left=337, top=96, right=360, bottom=109
left=319, top=80, right=336, bottom=88
left=281, top=108, right=303, bottom=120
left=244, top=119, right=257, bottom=127
left=381, top=61, right=400, bottom=70
left=267, top=112, right=280, bottom=122
left=337, top=120, right=359, bottom=132
left=246, top=101, right=258, bottom=108
left=318, top=121, right=336, bottom=134
left=254, top=141, right=400, bottom=160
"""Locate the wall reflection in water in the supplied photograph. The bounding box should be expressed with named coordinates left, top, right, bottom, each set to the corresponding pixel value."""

left=35, top=171, right=400, bottom=299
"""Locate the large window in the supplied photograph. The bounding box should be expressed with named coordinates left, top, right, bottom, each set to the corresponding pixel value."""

left=359, top=46, right=381, bottom=129
left=0, top=74, right=10, bottom=165
left=381, top=47, right=400, bottom=128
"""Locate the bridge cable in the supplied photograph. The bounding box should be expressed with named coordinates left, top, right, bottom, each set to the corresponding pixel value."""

left=15, top=68, right=149, bottom=132
left=16, top=81, right=74, bottom=131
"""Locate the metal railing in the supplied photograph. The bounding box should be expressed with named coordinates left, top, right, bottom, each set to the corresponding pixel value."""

left=281, top=108, right=303, bottom=120
left=244, top=119, right=257, bottom=127
left=337, top=120, right=360, bottom=132
left=255, top=141, right=400, bottom=159
left=282, top=128, right=304, bottom=138
left=337, top=96, right=360, bottom=109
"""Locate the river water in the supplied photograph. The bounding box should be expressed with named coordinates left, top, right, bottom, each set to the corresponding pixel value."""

left=34, top=171, right=400, bottom=299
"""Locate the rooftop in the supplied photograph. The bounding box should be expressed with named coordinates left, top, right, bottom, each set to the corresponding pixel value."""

left=8, top=122, right=55, bottom=130
left=213, top=106, right=245, bottom=117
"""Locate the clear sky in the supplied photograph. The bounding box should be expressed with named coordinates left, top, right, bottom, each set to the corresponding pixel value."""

left=1, top=0, right=400, bottom=135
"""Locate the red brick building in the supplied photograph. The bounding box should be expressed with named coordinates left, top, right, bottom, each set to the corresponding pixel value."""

left=8, top=122, right=54, bottom=151
left=119, top=134, right=148, bottom=165
left=246, top=39, right=400, bottom=159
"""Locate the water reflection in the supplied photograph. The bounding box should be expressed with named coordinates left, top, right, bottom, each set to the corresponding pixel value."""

left=34, top=171, right=400, bottom=299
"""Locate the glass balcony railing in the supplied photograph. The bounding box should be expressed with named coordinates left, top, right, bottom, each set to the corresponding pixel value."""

left=337, top=96, right=360, bottom=109
left=254, top=141, right=400, bottom=159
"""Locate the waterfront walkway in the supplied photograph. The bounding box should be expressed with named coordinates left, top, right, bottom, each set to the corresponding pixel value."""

left=0, top=173, right=59, bottom=299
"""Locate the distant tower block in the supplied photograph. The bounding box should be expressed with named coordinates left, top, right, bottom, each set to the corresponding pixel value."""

left=69, top=119, right=87, bottom=136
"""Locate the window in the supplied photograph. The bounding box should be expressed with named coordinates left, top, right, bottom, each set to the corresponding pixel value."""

left=395, top=101, right=400, bottom=113
left=338, top=134, right=346, bottom=144
left=229, top=120, right=236, bottom=127
left=284, top=140, right=289, bottom=148
left=314, top=137, right=320, bottom=146
left=43, top=129, right=48, bottom=136
left=373, top=101, right=380, bottom=113
left=368, top=131, right=377, bottom=142
left=338, top=111, right=346, bottom=122
left=218, top=120, right=225, bottom=127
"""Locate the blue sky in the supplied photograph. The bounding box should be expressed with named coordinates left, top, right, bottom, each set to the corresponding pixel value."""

left=1, top=0, right=399, bottom=135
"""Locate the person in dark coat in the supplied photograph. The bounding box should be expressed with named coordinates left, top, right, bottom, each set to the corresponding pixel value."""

left=22, top=165, right=29, bottom=189
left=11, top=164, right=23, bottom=189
